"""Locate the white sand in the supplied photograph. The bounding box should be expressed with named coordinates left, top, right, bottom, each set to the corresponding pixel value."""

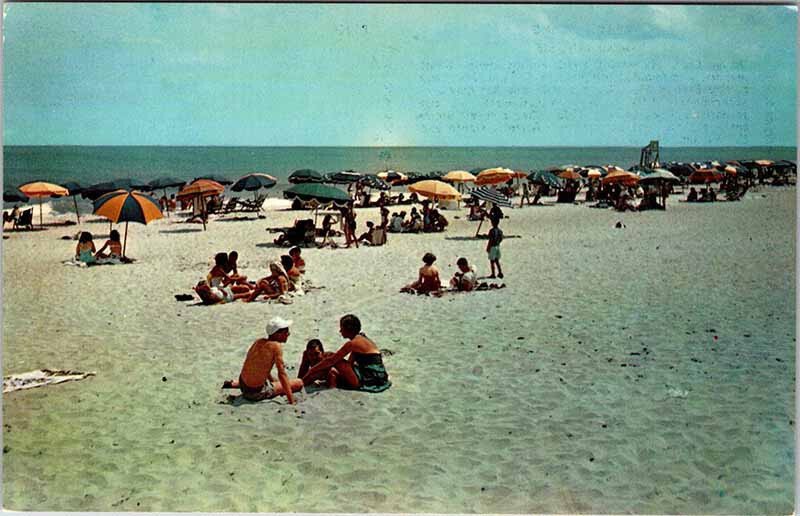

left=2, top=188, right=795, bottom=513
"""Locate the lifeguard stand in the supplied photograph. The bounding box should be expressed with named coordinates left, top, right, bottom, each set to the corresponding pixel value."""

left=640, top=140, right=660, bottom=169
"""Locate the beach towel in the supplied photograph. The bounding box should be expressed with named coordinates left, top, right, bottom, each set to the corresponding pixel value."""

left=3, top=369, right=96, bottom=393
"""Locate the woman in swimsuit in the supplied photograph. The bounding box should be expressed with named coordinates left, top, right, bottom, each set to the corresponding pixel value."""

left=94, top=229, right=123, bottom=260
left=280, top=254, right=302, bottom=293
left=301, top=314, right=391, bottom=392
left=208, top=253, right=253, bottom=295
left=75, top=232, right=97, bottom=265
left=401, top=252, right=442, bottom=294
left=245, top=262, right=289, bottom=302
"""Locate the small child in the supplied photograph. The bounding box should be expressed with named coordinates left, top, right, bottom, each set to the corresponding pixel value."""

left=75, top=232, right=97, bottom=265
left=450, top=257, right=478, bottom=292
left=289, top=246, right=305, bottom=274
left=486, top=218, right=504, bottom=279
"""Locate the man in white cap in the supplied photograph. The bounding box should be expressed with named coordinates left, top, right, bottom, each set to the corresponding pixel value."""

left=232, top=316, right=303, bottom=403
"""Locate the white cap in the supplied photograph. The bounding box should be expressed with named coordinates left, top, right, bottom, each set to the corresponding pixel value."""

left=266, top=316, right=293, bottom=337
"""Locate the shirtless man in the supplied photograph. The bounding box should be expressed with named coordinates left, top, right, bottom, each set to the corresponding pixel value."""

left=224, top=317, right=304, bottom=403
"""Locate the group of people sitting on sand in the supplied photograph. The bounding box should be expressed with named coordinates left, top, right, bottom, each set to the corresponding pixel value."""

left=686, top=186, right=718, bottom=203
left=387, top=203, right=449, bottom=234
left=71, top=230, right=133, bottom=265
left=194, top=246, right=309, bottom=305
left=222, top=314, right=391, bottom=403
left=400, top=252, right=504, bottom=296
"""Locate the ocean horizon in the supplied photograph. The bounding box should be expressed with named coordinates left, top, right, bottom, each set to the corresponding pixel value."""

left=4, top=145, right=797, bottom=190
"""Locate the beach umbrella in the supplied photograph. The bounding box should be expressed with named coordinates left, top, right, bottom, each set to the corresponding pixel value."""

left=147, top=177, right=187, bottom=190
left=82, top=178, right=150, bottom=200
left=723, top=164, right=747, bottom=176
left=442, top=170, right=477, bottom=183
left=638, top=169, right=680, bottom=184
left=92, top=190, right=163, bottom=257
left=18, top=181, right=70, bottom=228
left=558, top=169, right=582, bottom=181
left=602, top=170, right=639, bottom=186
left=283, top=183, right=352, bottom=207
left=470, top=186, right=513, bottom=208
left=754, top=160, right=774, bottom=166
left=289, top=169, right=325, bottom=184
left=193, top=174, right=233, bottom=185
left=688, top=168, right=723, bottom=184
left=376, top=170, right=408, bottom=184
left=407, top=180, right=462, bottom=202
left=3, top=188, right=29, bottom=204
left=325, top=170, right=362, bottom=184
left=231, top=173, right=277, bottom=192
left=584, top=168, right=604, bottom=179
left=177, top=179, right=226, bottom=231
left=528, top=170, right=563, bottom=189
left=475, top=167, right=514, bottom=186
left=358, top=175, right=392, bottom=191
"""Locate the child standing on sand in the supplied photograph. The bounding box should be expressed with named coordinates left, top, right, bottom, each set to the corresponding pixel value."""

left=486, top=218, right=504, bottom=279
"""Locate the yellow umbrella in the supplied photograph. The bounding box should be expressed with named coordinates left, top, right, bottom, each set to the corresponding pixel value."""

left=18, top=181, right=70, bottom=228
left=475, top=167, right=514, bottom=186
left=442, top=170, right=476, bottom=183
left=408, top=180, right=462, bottom=201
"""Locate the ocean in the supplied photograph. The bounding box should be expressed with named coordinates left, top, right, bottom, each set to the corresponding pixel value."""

left=3, top=145, right=796, bottom=213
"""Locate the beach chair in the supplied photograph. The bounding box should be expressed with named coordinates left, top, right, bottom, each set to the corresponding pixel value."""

left=220, top=197, right=240, bottom=213
left=239, top=193, right=267, bottom=212
left=14, top=209, right=33, bottom=230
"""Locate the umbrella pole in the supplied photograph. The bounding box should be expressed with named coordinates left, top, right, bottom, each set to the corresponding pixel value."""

left=122, top=221, right=129, bottom=257
left=475, top=217, right=484, bottom=237
left=163, top=188, right=169, bottom=217
left=73, top=195, right=81, bottom=224
left=39, top=197, right=43, bottom=229
left=201, top=196, right=207, bottom=231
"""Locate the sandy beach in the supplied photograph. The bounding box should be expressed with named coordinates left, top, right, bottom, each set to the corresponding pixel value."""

left=2, top=188, right=795, bottom=513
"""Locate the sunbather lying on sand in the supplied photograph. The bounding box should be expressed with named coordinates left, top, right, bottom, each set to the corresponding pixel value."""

left=194, top=281, right=252, bottom=304
left=401, top=252, right=442, bottom=295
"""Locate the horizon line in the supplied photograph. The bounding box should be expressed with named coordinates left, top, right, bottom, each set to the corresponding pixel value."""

left=4, top=144, right=798, bottom=149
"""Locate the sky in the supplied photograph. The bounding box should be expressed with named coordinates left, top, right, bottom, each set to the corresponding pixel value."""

left=2, top=3, right=797, bottom=147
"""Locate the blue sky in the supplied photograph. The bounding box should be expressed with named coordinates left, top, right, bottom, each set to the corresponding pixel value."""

left=2, top=3, right=796, bottom=146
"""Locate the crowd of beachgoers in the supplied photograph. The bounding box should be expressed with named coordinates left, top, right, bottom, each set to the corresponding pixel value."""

left=2, top=157, right=795, bottom=405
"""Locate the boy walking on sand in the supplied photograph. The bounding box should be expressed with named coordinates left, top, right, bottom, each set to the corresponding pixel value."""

left=226, top=316, right=304, bottom=403
left=486, top=217, right=504, bottom=279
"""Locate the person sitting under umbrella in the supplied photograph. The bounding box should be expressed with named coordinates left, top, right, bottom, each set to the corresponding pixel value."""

left=401, top=252, right=442, bottom=295
left=75, top=232, right=97, bottom=265
left=429, top=209, right=448, bottom=232
left=94, top=230, right=133, bottom=263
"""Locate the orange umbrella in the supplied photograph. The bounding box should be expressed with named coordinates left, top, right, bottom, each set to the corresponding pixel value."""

left=755, top=160, right=774, bottom=166
left=475, top=167, right=514, bottom=186
left=177, top=179, right=225, bottom=231
left=688, top=168, right=723, bottom=184
left=176, top=179, right=225, bottom=198
left=408, top=180, right=462, bottom=201
left=602, top=170, right=639, bottom=186
left=558, top=170, right=582, bottom=181
left=18, top=181, right=70, bottom=228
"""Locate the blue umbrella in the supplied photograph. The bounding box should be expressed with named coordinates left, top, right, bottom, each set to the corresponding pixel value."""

left=231, top=173, right=278, bottom=192
left=528, top=170, right=563, bottom=189
left=82, top=178, right=149, bottom=200
left=289, top=169, right=325, bottom=184
left=3, top=188, right=29, bottom=204
left=325, top=170, right=362, bottom=184
left=61, top=181, right=86, bottom=223
left=358, top=175, right=392, bottom=191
